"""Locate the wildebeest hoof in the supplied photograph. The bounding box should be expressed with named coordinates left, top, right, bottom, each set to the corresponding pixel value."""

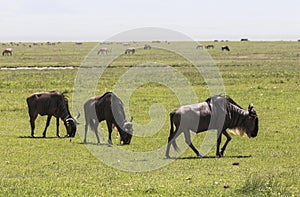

left=197, top=154, right=203, bottom=158
left=165, top=155, right=171, bottom=159
left=216, top=153, right=223, bottom=158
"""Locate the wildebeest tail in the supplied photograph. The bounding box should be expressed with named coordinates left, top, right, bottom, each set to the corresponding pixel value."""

left=169, top=111, right=179, bottom=152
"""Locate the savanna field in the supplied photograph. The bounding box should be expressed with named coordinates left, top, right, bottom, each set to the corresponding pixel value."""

left=0, top=41, right=299, bottom=196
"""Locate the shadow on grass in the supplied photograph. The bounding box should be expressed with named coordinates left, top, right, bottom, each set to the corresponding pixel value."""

left=78, top=141, right=130, bottom=147
left=18, top=136, right=63, bottom=139
left=171, top=155, right=252, bottom=160
left=78, top=142, right=113, bottom=147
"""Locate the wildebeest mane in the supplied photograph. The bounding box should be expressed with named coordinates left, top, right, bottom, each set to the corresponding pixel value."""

left=206, top=94, right=243, bottom=109
left=47, top=91, right=70, bottom=119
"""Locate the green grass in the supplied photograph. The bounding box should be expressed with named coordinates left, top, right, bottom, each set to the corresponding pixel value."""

left=0, top=41, right=299, bottom=196
left=0, top=42, right=96, bottom=67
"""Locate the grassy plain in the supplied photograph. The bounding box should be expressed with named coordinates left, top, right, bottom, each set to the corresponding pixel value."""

left=0, top=41, right=299, bottom=196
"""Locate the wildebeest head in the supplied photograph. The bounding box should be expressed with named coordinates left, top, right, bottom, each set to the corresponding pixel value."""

left=64, top=112, right=80, bottom=137
left=119, top=118, right=133, bottom=145
left=244, top=104, right=259, bottom=138
left=64, top=118, right=77, bottom=137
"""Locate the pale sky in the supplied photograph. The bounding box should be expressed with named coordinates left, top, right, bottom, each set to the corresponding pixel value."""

left=0, top=0, right=299, bottom=42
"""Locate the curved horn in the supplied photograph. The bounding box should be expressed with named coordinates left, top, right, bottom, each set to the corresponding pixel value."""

left=65, top=117, right=74, bottom=124
left=248, top=104, right=254, bottom=111
left=75, top=111, right=80, bottom=120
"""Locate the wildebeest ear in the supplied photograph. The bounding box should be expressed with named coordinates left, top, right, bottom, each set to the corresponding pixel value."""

left=248, top=104, right=254, bottom=111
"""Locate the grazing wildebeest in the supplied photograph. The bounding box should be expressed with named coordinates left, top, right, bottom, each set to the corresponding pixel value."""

left=221, top=45, right=230, bottom=51
left=125, top=47, right=135, bottom=54
left=241, top=38, right=249, bottom=42
left=97, top=48, right=110, bottom=55
left=205, top=45, right=215, bottom=49
left=166, top=95, right=258, bottom=158
left=84, top=92, right=133, bottom=145
left=2, top=48, right=12, bottom=56
left=26, top=91, right=79, bottom=138
left=144, top=44, right=151, bottom=50
left=196, top=45, right=204, bottom=49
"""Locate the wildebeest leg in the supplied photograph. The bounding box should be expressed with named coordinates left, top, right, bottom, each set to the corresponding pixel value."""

left=42, top=115, right=52, bottom=138
left=166, top=128, right=181, bottom=158
left=183, top=130, right=202, bottom=158
left=93, top=121, right=101, bottom=145
left=220, top=130, right=232, bottom=157
left=216, top=130, right=222, bottom=157
left=29, top=113, right=38, bottom=137
left=84, top=119, right=90, bottom=144
left=56, top=117, right=60, bottom=137
left=106, top=121, right=113, bottom=145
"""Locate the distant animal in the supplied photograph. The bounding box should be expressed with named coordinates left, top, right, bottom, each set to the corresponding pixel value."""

left=166, top=95, right=259, bottom=158
left=196, top=45, right=204, bottom=49
left=144, top=44, right=151, bottom=50
left=125, top=47, right=135, bottom=54
left=97, top=48, right=110, bottom=55
left=83, top=92, right=133, bottom=145
left=205, top=45, right=215, bottom=49
left=241, top=38, right=249, bottom=42
left=2, top=48, right=12, bottom=56
left=26, top=91, right=79, bottom=138
left=221, top=46, right=230, bottom=51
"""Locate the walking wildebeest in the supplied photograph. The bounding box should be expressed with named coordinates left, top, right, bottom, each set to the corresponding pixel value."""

left=144, top=44, right=151, bottom=50
left=166, top=95, right=258, bottom=158
left=97, top=48, right=110, bottom=55
left=205, top=45, right=215, bottom=49
left=84, top=92, right=133, bottom=145
left=125, top=47, right=135, bottom=54
left=221, top=46, right=230, bottom=51
left=2, top=48, right=12, bottom=56
left=196, top=45, right=204, bottom=49
left=26, top=91, right=79, bottom=138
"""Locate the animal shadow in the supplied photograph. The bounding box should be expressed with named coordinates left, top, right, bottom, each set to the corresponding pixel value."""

left=18, top=136, right=59, bottom=139
left=79, top=142, right=111, bottom=146
left=174, top=155, right=252, bottom=160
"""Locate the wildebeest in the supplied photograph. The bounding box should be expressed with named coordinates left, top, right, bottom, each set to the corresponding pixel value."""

left=125, top=47, right=135, bottom=54
left=26, top=91, right=79, bottom=138
left=166, top=95, right=258, bottom=158
left=196, top=44, right=204, bottom=49
left=84, top=92, right=133, bottom=145
left=221, top=46, right=230, bottom=51
left=241, top=38, right=249, bottom=42
left=144, top=44, right=151, bottom=50
left=97, top=48, right=110, bottom=55
left=205, top=45, right=215, bottom=49
left=2, top=48, right=12, bottom=56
